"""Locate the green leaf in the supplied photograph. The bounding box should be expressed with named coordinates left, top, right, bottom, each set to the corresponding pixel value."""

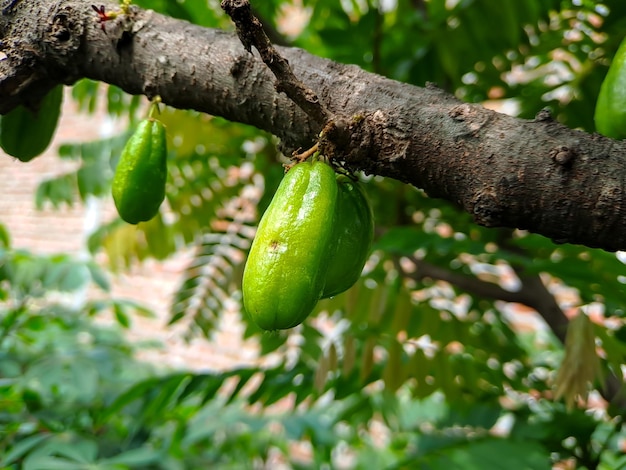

left=0, top=434, right=52, bottom=466
left=85, top=261, right=111, bottom=291
left=48, top=439, right=98, bottom=464
left=405, top=437, right=551, bottom=469
left=35, top=174, right=77, bottom=210
left=169, top=212, right=256, bottom=337
left=113, top=303, right=131, bottom=328
left=23, top=456, right=86, bottom=470
left=132, top=0, right=225, bottom=28
left=141, top=213, right=175, bottom=260
left=71, top=79, right=100, bottom=114
left=77, top=157, right=112, bottom=199
left=0, top=222, right=10, bottom=248
left=100, top=447, right=163, bottom=466
left=9, top=250, right=47, bottom=295
left=44, top=257, right=91, bottom=292
left=99, top=377, right=163, bottom=423
left=444, top=439, right=550, bottom=470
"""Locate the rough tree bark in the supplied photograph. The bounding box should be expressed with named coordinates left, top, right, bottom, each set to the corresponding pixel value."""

left=1, top=0, right=626, bottom=253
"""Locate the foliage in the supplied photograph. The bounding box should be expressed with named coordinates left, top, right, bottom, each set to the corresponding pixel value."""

left=2, top=0, right=626, bottom=468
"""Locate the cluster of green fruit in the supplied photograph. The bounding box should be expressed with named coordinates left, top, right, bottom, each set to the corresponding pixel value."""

left=112, top=123, right=374, bottom=331
left=242, top=160, right=374, bottom=331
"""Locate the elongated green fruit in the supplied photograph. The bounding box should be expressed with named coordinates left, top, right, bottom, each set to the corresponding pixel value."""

left=595, top=37, right=626, bottom=138
left=0, top=85, right=63, bottom=161
left=243, top=161, right=338, bottom=330
left=322, top=176, right=374, bottom=298
left=112, top=119, right=167, bottom=224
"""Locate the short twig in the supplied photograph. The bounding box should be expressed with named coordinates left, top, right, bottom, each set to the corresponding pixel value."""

left=220, top=0, right=330, bottom=126
left=292, top=142, right=319, bottom=162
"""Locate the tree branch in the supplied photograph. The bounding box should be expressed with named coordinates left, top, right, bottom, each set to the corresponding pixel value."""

left=2, top=1, right=626, bottom=251
left=401, top=255, right=626, bottom=408
left=220, top=0, right=329, bottom=126
left=403, top=255, right=567, bottom=344
left=405, top=256, right=527, bottom=304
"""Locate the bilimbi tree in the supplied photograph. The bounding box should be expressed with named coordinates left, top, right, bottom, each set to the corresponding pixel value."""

left=1, top=0, right=626, bottom=467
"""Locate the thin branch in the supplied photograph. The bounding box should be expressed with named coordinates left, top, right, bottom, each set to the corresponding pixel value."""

left=511, top=266, right=568, bottom=342
left=249, top=5, right=289, bottom=47
left=405, top=255, right=527, bottom=304
left=401, top=254, right=626, bottom=409
left=220, top=0, right=330, bottom=125
left=404, top=255, right=568, bottom=342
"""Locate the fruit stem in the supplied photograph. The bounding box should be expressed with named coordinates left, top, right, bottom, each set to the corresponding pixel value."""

left=292, top=142, right=319, bottom=163
left=147, top=96, right=162, bottom=120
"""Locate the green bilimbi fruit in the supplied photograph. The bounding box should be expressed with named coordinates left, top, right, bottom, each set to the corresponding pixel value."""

left=112, top=118, right=167, bottom=224
left=243, top=161, right=338, bottom=330
left=0, top=85, right=63, bottom=162
left=595, top=37, right=626, bottom=139
left=322, top=175, right=374, bottom=298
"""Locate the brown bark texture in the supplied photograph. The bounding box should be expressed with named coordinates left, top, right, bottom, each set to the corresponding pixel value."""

left=2, top=1, right=626, bottom=252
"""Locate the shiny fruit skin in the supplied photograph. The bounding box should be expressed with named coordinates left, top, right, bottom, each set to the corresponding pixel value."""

left=0, top=86, right=63, bottom=162
left=243, top=161, right=338, bottom=330
left=112, top=119, right=167, bottom=224
left=595, top=37, right=626, bottom=139
left=322, top=176, right=374, bottom=298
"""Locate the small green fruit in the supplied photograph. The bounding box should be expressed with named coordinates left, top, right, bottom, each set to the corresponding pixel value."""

left=322, top=176, right=374, bottom=298
left=0, top=86, right=63, bottom=162
left=595, top=37, right=626, bottom=139
left=112, top=119, right=167, bottom=224
left=243, top=161, right=338, bottom=330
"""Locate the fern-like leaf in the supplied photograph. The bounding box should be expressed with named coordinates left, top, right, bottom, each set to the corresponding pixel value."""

left=169, top=176, right=263, bottom=338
